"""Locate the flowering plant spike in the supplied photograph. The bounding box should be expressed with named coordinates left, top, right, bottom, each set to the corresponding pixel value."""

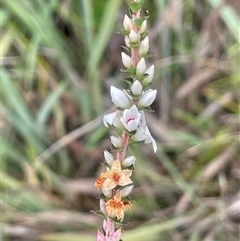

left=95, top=1, right=157, bottom=240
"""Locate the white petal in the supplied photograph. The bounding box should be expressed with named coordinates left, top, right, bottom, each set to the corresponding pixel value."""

left=102, top=187, right=112, bottom=198
left=110, top=136, right=122, bottom=148
left=129, top=29, right=139, bottom=44
left=121, top=185, right=134, bottom=197
left=122, top=156, right=136, bottom=167
left=139, top=37, right=149, bottom=56
left=131, top=80, right=143, bottom=96
left=123, top=14, right=133, bottom=31
left=136, top=58, right=147, bottom=75
left=143, top=65, right=154, bottom=84
left=104, top=150, right=114, bottom=166
left=120, top=105, right=142, bottom=132
left=140, top=20, right=147, bottom=34
left=110, top=86, right=131, bottom=109
left=138, top=89, right=157, bottom=107
left=103, top=112, right=117, bottom=127
left=121, top=52, right=133, bottom=69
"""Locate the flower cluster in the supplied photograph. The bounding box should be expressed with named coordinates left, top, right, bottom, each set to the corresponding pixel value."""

left=96, top=1, right=157, bottom=240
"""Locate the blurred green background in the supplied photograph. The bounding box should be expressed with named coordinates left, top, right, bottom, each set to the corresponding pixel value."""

left=1, top=0, right=239, bottom=240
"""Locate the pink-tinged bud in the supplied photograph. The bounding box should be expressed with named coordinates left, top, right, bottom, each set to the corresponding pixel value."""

left=136, top=58, right=147, bottom=75
left=139, top=37, right=149, bottom=56
left=143, top=65, right=154, bottom=84
left=122, top=156, right=136, bottom=167
left=103, top=150, right=114, bottom=166
left=97, top=230, right=105, bottom=241
left=138, top=89, right=157, bottom=107
left=121, top=52, right=134, bottom=69
left=140, top=20, right=147, bottom=34
left=125, top=36, right=131, bottom=48
left=110, top=136, right=122, bottom=148
left=123, top=14, right=133, bottom=31
left=112, top=229, right=122, bottom=241
left=99, top=199, right=107, bottom=213
left=131, top=80, right=143, bottom=96
left=102, top=187, right=112, bottom=198
left=110, top=86, right=131, bottom=109
left=129, top=29, right=139, bottom=44
left=121, top=185, right=134, bottom=197
left=120, top=105, right=142, bottom=132
left=103, top=219, right=107, bottom=231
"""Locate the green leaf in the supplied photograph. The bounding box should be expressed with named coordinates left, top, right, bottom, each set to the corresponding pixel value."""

left=37, top=83, right=67, bottom=125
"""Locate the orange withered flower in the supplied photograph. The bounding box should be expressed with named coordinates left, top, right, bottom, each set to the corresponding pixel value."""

left=94, top=160, right=133, bottom=191
left=106, top=192, right=132, bottom=220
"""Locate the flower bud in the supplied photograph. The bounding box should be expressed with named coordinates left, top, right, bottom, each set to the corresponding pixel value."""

left=102, top=187, right=112, bottom=198
left=99, top=199, right=106, bottom=213
left=139, top=37, right=149, bottom=56
left=103, top=150, right=114, bottom=166
left=121, top=52, right=134, bottom=69
left=131, top=80, right=143, bottom=96
left=143, top=65, right=154, bottom=84
left=125, top=36, right=131, bottom=48
left=112, top=229, right=122, bottom=241
left=136, top=58, right=147, bottom=75
left=123, top=14, right=133, bottom=31
left=138, top=89, right=157, bottom=107
left=110, top=86, right=131, bottom=109
left=121, top=185, right=134, bottom=197
left=110, top=136, right=122, bottom=148
left=122, top=156, right=136, bottom=167
left=129, top=29, right=139, bottom=44
left=97, top=230, right=105, bottom=241
left=103, top=219, right=107, bottom=231
left=140, top=20, right=147, bottom=34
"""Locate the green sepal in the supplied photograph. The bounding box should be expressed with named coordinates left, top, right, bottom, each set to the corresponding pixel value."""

left=141, top=31, right=148, bottom=40
left=121, top=67, right=136, bottom=75
left=139, top=52, right=153, bottom=59
left=128, top=0, right=145, bottom=12
left=121, top=77, right=134, bottom=86
left=134, top=18, right=145, bottom=27
left=91, top=210, right=106, bottom=219
left=121, top=45, right=130, bottom=52
left=116, top=29, right=130, bottom=35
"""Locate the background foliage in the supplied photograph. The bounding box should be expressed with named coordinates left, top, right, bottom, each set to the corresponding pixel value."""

left=1, top=0, right=239, bottom=240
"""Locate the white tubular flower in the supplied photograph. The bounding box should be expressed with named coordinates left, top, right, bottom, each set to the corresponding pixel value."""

left=123, top=14, right=133, bottom=31
left=131, top=80, right=143, bottom=96
left=129, top=29, right=139, bottom=44
left=120, top=105, right=142, bottom=132
left=140, top=20, right=147, bottom=34
left=136, top=57, right=147, bottom=75
left=139, top=37, right=149, bottom=56
left=121, top=185, right=134, bottom=197
left=122, top=156, right=136, bottom=167
left=110, top=136, right=122, bottom=148
left=138, top=89, right=157, bottom=107
left=143, top=65, right=154, bottom=85
left=110, top=86, right=131, bottom=109
left=121, top=52, right=134, bottom=69
left=104, top=150, right=114, bottom=166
